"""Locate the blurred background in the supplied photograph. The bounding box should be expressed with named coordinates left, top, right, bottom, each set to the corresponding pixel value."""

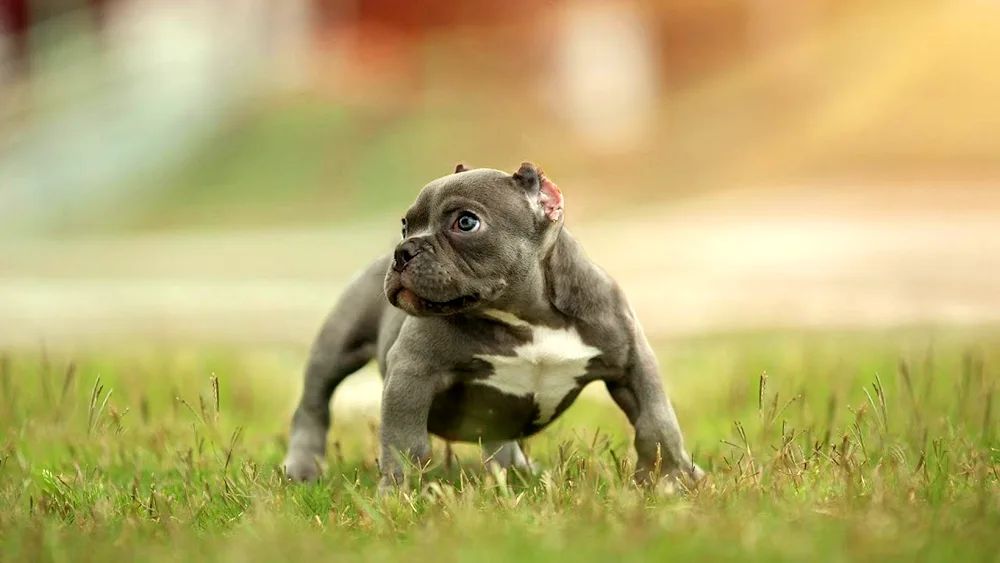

left=3, top=0, right=1000, bottom=351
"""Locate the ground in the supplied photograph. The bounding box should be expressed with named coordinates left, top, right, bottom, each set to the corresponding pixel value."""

left=0, top=329, right=998, bottom=561
left=1, top=178, right=999, bottom=560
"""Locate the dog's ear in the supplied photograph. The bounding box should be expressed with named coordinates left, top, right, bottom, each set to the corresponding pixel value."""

left=514, top=162, right=564, bottom=223
left=513, top=162, right=540, bottom=191
left=454, top=163, right=469, bottom=174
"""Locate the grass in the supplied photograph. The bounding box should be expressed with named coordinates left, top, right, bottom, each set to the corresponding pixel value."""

left=0, top=328, right=998, bottom=561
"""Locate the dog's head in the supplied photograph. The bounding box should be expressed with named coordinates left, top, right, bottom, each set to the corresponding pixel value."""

left=383, top=162, right=565, bottom=317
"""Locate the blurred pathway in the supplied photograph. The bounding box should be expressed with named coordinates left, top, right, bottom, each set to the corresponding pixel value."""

left=3, top=184, right=999, bottom=352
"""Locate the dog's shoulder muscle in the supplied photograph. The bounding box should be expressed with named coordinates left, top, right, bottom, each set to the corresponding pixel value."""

left=543, top=229, right=635, bottom=361
left=544, top=230, right=623, bottom=316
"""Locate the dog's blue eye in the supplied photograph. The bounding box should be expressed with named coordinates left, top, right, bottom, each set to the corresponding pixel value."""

left=455, top=213, right=481, bottom=233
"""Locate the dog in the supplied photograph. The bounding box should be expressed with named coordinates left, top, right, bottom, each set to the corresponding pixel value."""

left=282, top=162, right=704, bottom=492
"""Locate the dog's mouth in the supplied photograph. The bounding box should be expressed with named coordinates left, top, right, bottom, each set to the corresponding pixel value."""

left=392, top=287, right=481, bottom=316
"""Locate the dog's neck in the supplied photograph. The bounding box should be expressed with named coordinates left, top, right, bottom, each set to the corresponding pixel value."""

left=476, top=226, right=593, bottom=328
left=484, top=267, right=560, bottom=327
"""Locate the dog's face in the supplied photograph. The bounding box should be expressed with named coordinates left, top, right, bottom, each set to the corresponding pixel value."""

left=384, top=162, right=565, bottom=317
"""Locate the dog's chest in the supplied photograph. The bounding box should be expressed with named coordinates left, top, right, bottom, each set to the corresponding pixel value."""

left=472, top=324, right=601, bottom=425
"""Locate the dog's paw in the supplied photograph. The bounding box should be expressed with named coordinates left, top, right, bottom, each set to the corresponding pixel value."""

left=485, top=458, right=542, bottom=475
left=634, top=462, right=706, bottom=495
left=690, top=463, right=707, bottom=484
left=514, top=459, right=543, bottom=476
left=667, top=463, right=707, bottom=494
left=377, top=474, right=407, bottom=498
left=282, top=452, right=325, bottom=483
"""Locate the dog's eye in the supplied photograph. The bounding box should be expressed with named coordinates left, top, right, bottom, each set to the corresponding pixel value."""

left=400, top=219, right=407, bottom=239
left=453, top=212, right=481, bottom=233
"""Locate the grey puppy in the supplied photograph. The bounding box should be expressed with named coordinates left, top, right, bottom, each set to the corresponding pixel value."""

left=283, top=162, right=704, bottom=492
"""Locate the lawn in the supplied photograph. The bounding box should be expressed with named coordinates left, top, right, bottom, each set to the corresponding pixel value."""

left=1, top=328, right=998, bottom=561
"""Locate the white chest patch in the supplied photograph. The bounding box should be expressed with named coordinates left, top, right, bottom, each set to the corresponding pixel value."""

left=473, top=317, right=602, bottom=425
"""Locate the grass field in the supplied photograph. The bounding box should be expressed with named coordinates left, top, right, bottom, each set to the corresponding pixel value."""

left=1, top=328, right=998, bottom=561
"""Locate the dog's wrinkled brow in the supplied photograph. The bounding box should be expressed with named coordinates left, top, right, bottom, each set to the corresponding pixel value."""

left=437, top=197, right=486, bottom=218
left=403, top=202, right=430, bottom=233
left=407, top=184, right=443, bottom=225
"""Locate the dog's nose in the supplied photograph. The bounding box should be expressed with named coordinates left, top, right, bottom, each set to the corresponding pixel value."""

left=392, top=240, right=422, bottom=272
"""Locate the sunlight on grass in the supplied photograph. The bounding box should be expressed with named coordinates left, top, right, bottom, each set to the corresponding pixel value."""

left=1, top=329, right=998, bottom=560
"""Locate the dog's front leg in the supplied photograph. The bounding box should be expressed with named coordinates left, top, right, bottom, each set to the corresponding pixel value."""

left=607, top=327, right=704, bottom=489
left=377, top=369, right=437, bottom=494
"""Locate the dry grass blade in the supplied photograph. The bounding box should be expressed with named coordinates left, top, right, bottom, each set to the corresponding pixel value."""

left=176, top=397, right=206, bottom=426
left=222, top=427, right=245, bottom=474
left=758, top=371, right=768, bottom=420
left=56, top=363, right=77, bottom=422
left=211, top=375, right=221, bottom=423
left=873, top=372, right=889, bottom=434
left=898, top=359, right=917, bottom=407
left=774, top=394, right=802, bottom=424
left=87, top=375, right=113, bottom=437
left=982, top=384, right=995, bottom=446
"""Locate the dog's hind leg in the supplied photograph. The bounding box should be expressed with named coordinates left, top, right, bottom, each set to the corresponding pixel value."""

left=481, top=441, right=539, bottom=474
left=283, top=257, right=391, bottom=482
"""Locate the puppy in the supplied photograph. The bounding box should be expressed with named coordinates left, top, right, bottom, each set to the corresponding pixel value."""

left=283, top=162, right=704, bottom=491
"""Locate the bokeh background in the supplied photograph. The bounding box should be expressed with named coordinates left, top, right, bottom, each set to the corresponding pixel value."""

left=2, top=0, right=1000, bottom=352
